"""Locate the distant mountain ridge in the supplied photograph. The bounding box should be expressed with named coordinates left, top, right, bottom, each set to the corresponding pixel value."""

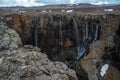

left=0, top=3, right=119, bottom=13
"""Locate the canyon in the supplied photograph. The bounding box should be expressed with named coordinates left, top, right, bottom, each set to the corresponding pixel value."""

left=0, top=4, right=120, bottom=80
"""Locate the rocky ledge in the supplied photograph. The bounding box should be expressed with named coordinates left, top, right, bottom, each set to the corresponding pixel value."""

left=0, top=46, right=78, bottom=80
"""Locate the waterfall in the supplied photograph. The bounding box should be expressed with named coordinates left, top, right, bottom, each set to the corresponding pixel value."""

left=73, top=18, right=91, bottom=60
left=76, top=40, right=89, bottom=60
left=0, top=20, right=3, bottom=24
left=50, top=15, right=53, bottom=23
left=0, top=17, right=5, bottom=24
left=59, top=19, right=64, bottom=54
left=34, top=16, right=38, bottom=47
left=85, top=21, right=89, bottom=40
left=59, top=19, right=63, bottom=45
left=73, top=18, right=80, bottom=46
left=94, top=24, right=99, bottom=41
left=35, top=27, right=38, bottom=47
left=73, top=18, right=85, bottom=60
left=83, top=21, right=89, bottom=42
left=40, top=18, right=43, bottom=27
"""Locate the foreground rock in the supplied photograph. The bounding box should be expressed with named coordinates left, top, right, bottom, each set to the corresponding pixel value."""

left=0, top=47, right=78, bottom=80
left=0, top=24, right=22, bottom=50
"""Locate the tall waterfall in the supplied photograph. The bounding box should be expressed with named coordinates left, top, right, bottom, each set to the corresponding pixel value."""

left=73, top=18, right=99, bottom=60
left=73, top=18, right=87, bottom=60
left=94, top=24, right=99, bottom=41
left=73, top=18, right=80, bottom=46
left=40, top=18, right=43, bottom=27
left=59, top=19, right=63, bottom=45
left=35, top=27, right=38, bottom=47
left=59, top=19, right=64, bottom=54
left=34, top=16, right=38, bottom=47
left=83, top=21, right=89, bottom=42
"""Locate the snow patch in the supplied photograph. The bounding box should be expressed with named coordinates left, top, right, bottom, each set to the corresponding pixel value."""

left=100, top=64, right=109, bottom=77
left=104, top=9, right=113, bottom=12
left=66, top=10, right=73, bottom=13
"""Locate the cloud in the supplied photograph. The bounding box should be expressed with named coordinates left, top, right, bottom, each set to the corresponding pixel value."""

left=69, top=0, right=86, bottom=4
left=69, top=0, right=76, bottom=4
left=89, top=0, right=109, bottom=5
left=36, top=0, right=69, bottom=5
left=93, top=1, right=109, bottom=5
left=0, top=0, right=120, bottom=7
left=14, top=0, right=45, bottom=7
left=0, top=0, right=45, bottom=7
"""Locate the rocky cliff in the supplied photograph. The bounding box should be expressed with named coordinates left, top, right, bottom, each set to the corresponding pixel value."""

left=1, top=13, right=120, bottom=80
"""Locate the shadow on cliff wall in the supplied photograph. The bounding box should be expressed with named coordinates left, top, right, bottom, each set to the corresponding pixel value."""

left=102, top=25, right=120, bottom=71
left=4, top=14, right=102, bottom=80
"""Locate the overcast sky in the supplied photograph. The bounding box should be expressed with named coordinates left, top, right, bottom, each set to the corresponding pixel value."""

left=0, top=0, right=120, bottom=7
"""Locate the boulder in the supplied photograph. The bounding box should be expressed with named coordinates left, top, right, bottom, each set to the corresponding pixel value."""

left=0, top=24, right=22, bottom=50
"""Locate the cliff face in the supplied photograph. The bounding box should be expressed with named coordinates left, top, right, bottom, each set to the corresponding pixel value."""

left=4, top=13, right=120, bottom=80
left=4, top=14, right=119, bottom=59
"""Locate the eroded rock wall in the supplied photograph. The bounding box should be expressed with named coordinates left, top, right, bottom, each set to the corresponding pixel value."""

left=3, top=13, right=120, bottom=80
left=5, top=14, right=100, bottom=59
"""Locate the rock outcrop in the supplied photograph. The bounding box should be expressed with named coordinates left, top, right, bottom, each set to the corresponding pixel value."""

left=0, top=23, right=22, bottom=50
left=0, top=47, right=78, bottom=80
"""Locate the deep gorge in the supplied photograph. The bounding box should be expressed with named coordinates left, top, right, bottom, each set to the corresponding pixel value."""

left=2, top=13, right=120, bottom=80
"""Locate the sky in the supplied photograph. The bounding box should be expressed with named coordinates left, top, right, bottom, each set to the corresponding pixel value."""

left=0, top=0, right=120, bottom=7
